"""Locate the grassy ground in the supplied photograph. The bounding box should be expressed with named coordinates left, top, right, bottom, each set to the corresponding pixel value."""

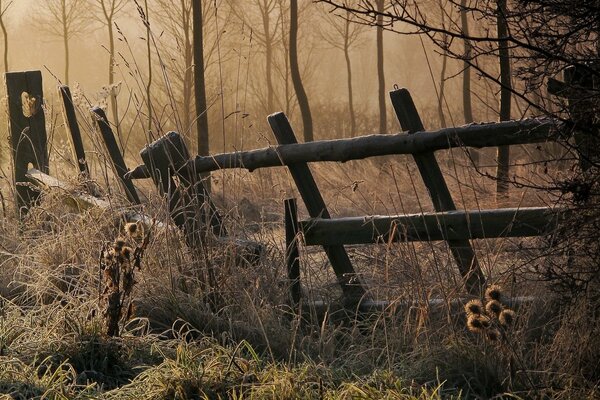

left=0, top=149, right=598, bottom=399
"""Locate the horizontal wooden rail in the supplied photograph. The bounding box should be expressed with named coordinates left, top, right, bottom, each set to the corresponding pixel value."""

left=125, top=118, right=560, bottom=179
left=300, top=207, right=566, bottom=246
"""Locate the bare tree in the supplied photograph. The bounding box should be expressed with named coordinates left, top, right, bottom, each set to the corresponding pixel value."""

left=375, top=0, right=386, bottom=134
left=496, top=0, right=511, bottom=199
left=89, top=0, right=128, bottom=141
left=0, top=0, right=11, bottom=73
left=35, top=0, right=88, bottom=84
left=460, top=0, right=478, bottom=164
left=229, top=0, right=281, bottom=114
left=193, top=0, right=209, bottom=157
left=318, top=3, right=365, bottom=136
left=290, top=0, right=313, bottom=142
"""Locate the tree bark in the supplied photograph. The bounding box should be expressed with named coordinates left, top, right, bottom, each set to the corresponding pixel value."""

left=193, top=0, right=210, bottom=157
left=343, top=18, right=356, bottom=137
left=376, top=0, right=387, bottom=134
left=289, top=0, right=313, bottom=142
left=261, top=2, right=275, bottom=113
left=496, top=0, right=511, bottom=199
left=62, top=0, right=69, bottom=85
left=182, top=0, right=193, bottom=137
left=460, top=0, right=478, bottom=164
left=438, top=38, right=447, bottom=128
left=107, top=18, right=123, bottom=151
left=144, top=0, right=152, bottom=131
left=0, top=1, right=7, bottom=73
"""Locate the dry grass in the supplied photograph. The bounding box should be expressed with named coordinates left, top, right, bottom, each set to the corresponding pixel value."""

left=1, top=142, right=599, bottom=400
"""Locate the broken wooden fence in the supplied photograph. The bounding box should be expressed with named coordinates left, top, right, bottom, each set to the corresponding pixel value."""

left=125, top=88, right=566, bottom=303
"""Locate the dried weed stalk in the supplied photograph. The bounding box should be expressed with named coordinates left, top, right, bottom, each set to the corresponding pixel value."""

left=99, top=220, right=152, bottom=336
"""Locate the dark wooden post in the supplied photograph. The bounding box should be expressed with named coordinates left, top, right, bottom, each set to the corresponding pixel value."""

left=268, top=112, right=366, bottom=304
left=284, top=198, right=301, bottom=306
left=58, top=85, right=88, bottom=175
left=5, top=71, right=49, bottom=216
left=90, top=106, right=141, bottom=204
left=563, top=64, right=600, bottom=172
left=389, top=88, right=486, bottom=294
left=140, top=131, right=224, bottom=245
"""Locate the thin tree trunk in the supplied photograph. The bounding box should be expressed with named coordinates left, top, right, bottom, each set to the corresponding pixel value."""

left=344, top=18, right=356, bottom=137
left=438, top=37, right=447, bottom=129
left=0, top=2, right=7, bottom=73
left=144, top=0, right=152, bottom=131
left=496, top=0, right=511, bottom=199
left=107, top=19, right=123, bottom=151
left=376, top=0, right=386, bottom=134
left=193, top=0, right=209, bottom=157
left=289, top=0, right=313, bottom=142
left=62, top=0, right=69, bottom=85
left=262, top=4, right=274, bottom=113
left=460, top=0, right=478, bottom=165
left=182, top=1, right=193, bottom=137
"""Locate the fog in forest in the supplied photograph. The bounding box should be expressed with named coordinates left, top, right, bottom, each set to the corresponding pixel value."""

left=3, top=0, right=481, bottom=155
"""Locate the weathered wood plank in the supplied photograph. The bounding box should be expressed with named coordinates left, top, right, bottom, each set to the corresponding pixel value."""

left=301, top=207, right=566, bottom=246
left=268, top=112, right=366, bottom=303
left=90, top=106, right=141, bottom=204
left=58, top=85, right=88, bottom=175
left=5, top=71, right=49, bottom=216
left=390, top=88, right=486, bottom=294
left=285, top=198, right=301, bottom=306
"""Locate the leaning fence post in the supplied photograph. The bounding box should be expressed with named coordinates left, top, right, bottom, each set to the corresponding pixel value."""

left=90, top=106, right=141, bottom=204
left=268, top=112, right=366, bottom=304
left=58, top=85, right=89, bottom=176
left=389, top=88, right=486, bottom=294
left=284, top=198, right=302, bottom=307
left=140, top=131, right=225, bottom=245
left=5, top=70, right=49, bottom=217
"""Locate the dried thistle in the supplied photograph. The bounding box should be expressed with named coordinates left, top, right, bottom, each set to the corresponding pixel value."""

left=499, top=309, right=516, bottom=328
left=465, top=299, right=484, bottom=316
left=485, top=285, right=503, bottom=302
left=467, top=314, right=487, bottom=333
left=486, top=300, right=503, bottom=317
left=125, top=221, right=144, bottom=239
left=487, top=329, right=501, bottom=342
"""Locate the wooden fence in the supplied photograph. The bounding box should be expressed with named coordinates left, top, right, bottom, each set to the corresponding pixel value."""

left=5, top=70, right=574, bottom=309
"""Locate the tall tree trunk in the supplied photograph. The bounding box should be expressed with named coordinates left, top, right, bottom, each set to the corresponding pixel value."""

left=107, top=19, right=123, bottom=150
left=144, top=0, right=152, bottom=131
left=262, top=5, right=274, bottom=113
left=193, top=0, right=209, bottom=157
left=62, top=0, right=69, bottom=85
left=344, top=18, right=356, bottom=137
left=182, top=1, right=193, bottom=137
left=0, top=2, right=7, bottom=73
left=376, top=0, right=387, bottom=134
left=289, top=0, right=313, bottom=142
left=461, top=0, right=478, bottom=164
left=438, top=36, right=448, bottom=129
left=496, top=0, right=511, bottom=199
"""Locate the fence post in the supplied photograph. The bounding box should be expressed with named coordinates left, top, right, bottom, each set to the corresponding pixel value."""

left=90, top=107, right=141, bottom=204
left=389, top=88, right=486, bottom=294
left=284, top=198, right=302, bottom=307
left=5, top=71, right=49, bottom=217
left=58, top=85, right=88, bottom=176
left=268, top=112, right=366, bottom=304
left=140, top=131, right=225, bottom=245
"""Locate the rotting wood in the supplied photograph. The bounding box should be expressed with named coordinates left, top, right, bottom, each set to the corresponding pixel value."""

left=5, top=71, right=49, bottom=216
left=91, top=106, right=141, bottom=205
left=58, top=85, right=89, bottom=175
left=390, top=88, right=486, bottom=294
left=268, top=112, right=366, bottom=304
left=301, top=207, right=567, bottom=246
